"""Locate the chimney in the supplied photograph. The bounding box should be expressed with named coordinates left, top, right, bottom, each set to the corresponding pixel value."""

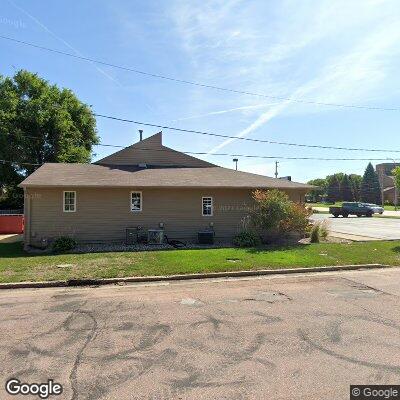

left=139, top=129, right=143, bottom=141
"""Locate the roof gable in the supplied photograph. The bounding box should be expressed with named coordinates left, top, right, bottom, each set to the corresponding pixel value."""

left=95, top=132, right=215, bottom=168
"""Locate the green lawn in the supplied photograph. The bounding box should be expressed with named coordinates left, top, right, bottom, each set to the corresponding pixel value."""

left=308, top=202, right=343, bottom=208
left=0, top=241, right=399, bottom=284
left=308, top=202, right=398, bottom=211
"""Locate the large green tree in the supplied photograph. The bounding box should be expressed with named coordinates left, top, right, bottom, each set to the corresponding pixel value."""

left=340, top=174, right=353, bottom=201
left=326, top=175, right=341, bottom=203
left=349, top=174, right=362, bottom=201
left=360, top=163, right=381, bottom=204
left=0, top=70, right=99, bottom=208
left=306, top=178, right=327, bottom=202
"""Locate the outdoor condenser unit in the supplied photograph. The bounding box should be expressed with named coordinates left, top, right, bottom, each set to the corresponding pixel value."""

left=148, top=229, right=165, bottom=244
left=198, top=230, right=215, bottom=244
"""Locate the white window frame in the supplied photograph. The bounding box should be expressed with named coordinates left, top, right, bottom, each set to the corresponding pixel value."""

left=130, top=191, right=142, bottom=212
left=63, top=191, right=76, bottom=213
left=202, top=196, right=213, bottom=216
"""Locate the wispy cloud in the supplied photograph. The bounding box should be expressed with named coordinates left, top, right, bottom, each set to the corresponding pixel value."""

left=169, top=0, right=400, bottom=154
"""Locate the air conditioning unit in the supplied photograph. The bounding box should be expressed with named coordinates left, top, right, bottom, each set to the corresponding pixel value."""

left=198, top=230, right=214, bottom=244
left=126, top=227, right=146, bottom=245
left=148, top=229, right=164, bottom=244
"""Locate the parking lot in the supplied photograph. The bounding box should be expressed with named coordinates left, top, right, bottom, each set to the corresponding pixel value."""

left=312, top=214, right=400, bottom=240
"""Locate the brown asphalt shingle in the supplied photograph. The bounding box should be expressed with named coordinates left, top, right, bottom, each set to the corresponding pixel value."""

left=19, top=163, right=313, bottom=190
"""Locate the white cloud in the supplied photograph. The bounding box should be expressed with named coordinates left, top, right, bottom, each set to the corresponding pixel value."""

left=169, top=0, right=400, bottom=154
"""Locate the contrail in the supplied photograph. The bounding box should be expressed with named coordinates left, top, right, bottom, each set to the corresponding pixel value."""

left=207, top=100, right=290, bottom=155
left=171, top=103, right=278, bottom=122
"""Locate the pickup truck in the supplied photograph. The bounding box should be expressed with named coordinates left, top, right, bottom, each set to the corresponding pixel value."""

left=329, top=202, right=382, bottom=218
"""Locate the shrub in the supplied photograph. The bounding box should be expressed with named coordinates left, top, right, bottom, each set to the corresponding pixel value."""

left=310, top=224, right=321, bottom=243
left=319, top=221, right=329, bottom=240
left=233, top=231, right=261, bottom=247
left=52, top=236, right=77, bottom=253
left=310, top=222, right=329, bottom=243
left=280, top=203, right=312, bottom=235
left=251, top=189, right=311, bottom=239
left=251, top=189, right=291, bottom=234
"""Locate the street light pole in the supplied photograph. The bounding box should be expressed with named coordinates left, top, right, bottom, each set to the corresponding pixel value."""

left=233, top=158, right=238, bottom=171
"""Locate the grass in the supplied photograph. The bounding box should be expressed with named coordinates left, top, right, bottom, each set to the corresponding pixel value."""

left=308, top=202, right=343, bottom=208
left=308, top=202, right=398, bottom=211
left=0, top=241, right=399, bottom=284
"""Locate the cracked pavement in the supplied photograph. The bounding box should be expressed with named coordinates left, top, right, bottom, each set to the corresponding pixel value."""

left=0, top=267, right=400, bottom=399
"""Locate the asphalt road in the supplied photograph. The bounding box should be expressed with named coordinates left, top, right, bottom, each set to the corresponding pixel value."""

left=312, top=213, right=400, bottom=240
left=1, top=268, right=400, bottom=400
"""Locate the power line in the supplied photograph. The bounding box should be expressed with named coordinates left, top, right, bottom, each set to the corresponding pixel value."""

left=3, top=126, right=400, bottom=155
left=2, top=34, right=400, bottom=112
left=94, top=113, right=400, bottom=153
left=0, top=146, right=394, bottom=167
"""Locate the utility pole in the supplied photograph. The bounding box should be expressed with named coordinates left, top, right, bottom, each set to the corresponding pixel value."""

left=233, top=158, right=238, bottom=171
left=275, top=161, right=279, bottom=178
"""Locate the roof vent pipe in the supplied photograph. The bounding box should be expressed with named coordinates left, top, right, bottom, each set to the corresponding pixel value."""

left=139, top=129, right=143, bottom=141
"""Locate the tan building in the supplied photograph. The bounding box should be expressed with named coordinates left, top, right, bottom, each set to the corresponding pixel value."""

left=376, top=163, right=399, bottom=204
left=20, top=132, right=312, bottom=248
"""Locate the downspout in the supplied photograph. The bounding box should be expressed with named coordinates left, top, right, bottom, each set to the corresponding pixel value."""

left=24, top=188, right=31, bottom=250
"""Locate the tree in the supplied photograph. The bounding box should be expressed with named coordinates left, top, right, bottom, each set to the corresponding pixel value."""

left=307, top=178, right=327, bottom=202
left=251, top=189, right=311, bottom=241
left=360, top=163, right=381, bottom=204
left=0, top=70, right=99, bottom=208
left=251, top=189, right=292, bottom=233
left=340, top=174, right=353, bottom=201
left=392, top=166, right=400, bottom=189
left=392, top=166, right=400, bottom=208
left=326, top=175, right=341, bottom=203
left=349, top=174, right=362, bottom=201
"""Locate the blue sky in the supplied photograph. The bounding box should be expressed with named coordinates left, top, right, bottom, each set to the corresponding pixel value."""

left=1, top=0, right=400, bottom=182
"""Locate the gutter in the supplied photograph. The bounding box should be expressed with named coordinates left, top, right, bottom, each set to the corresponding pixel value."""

left=0, top=264, right=389, bottom=290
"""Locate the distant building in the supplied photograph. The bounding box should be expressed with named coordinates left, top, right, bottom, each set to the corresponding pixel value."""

left=376, top=163, right=399, bottom=204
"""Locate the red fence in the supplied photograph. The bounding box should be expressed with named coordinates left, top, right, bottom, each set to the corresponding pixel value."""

left=0, top=215, right=24, bottom=234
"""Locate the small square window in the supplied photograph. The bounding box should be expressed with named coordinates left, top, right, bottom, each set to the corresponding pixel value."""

left=63, top=191, right=76, bottom=212
left=131, top=191, right=142, bottom=212
left=202, top=196, right=213, bottom=216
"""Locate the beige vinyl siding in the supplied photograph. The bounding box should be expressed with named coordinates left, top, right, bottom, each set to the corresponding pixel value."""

left=26, top=187, right=306, bottom=244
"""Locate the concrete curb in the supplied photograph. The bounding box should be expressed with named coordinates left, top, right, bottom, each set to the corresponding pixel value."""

left=0, top=264, right=390, bottom=290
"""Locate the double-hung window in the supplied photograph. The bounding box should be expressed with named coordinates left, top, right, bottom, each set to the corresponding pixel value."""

left=202, top=196, right=213, bottom=216
left=131, top=191, right=142, bottom=212
left=63, top=191, right=76, bottom=212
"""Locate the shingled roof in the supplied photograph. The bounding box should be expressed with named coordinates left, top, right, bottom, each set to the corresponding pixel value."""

left=20, top=132, right=313, bottom=190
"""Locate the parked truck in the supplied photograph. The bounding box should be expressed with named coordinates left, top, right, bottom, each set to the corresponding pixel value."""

left=329, top=202, right=383, bottom=218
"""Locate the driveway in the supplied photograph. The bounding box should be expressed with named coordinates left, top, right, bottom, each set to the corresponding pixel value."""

left=1, top=268, right=400, bottom=400
left=312, top=213, right=400, bottom=240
